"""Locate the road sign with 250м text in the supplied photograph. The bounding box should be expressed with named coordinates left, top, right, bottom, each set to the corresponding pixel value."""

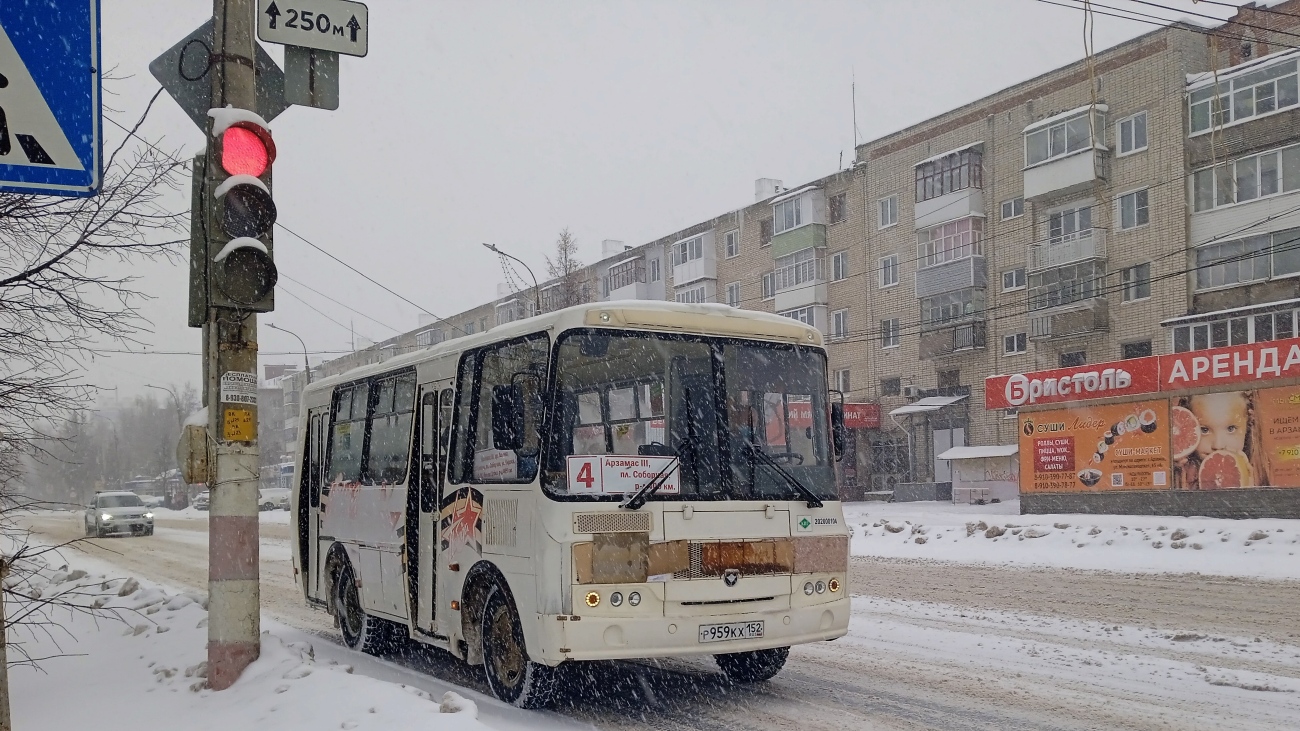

left=0, top=0, right=101, bottom=197
left=258, top=0, right=368, bottom=57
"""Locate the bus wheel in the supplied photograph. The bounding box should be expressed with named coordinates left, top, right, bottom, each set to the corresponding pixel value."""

left=715, top=646, right=790, bottom=683
left=481, top=586, right=559, bottom=709
left=332, top=561, right=388, bottom=655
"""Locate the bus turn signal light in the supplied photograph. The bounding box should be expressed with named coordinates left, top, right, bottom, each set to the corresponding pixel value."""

left=829, top=578, right=841, bottom=593
left=585, top=591, right=601, bottom=608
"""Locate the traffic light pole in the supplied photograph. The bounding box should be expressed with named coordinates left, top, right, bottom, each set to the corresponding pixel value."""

left=206, top=0, right=261, bottom=691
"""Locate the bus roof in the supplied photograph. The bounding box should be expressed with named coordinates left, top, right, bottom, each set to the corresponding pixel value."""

left=304, top=300, right=824, bottom=395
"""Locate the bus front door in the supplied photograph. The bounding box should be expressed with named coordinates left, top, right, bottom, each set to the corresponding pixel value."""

left=412, top=386, right=449, bottom=635
left=305, top=408, right=329, bottom=600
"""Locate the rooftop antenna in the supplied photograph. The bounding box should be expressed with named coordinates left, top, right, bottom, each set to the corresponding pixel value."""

left=852, top=68, right=860, bottom=150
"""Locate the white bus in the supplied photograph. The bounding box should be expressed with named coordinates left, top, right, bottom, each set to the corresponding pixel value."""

left=290, top=301, right=850, bottom=707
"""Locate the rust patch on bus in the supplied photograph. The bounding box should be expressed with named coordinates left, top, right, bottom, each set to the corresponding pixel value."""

left=700, top=539, right=794, bottom=576
left=793, top=536, right=848, bottom=574
left=648, top=540, right=689, bottom=576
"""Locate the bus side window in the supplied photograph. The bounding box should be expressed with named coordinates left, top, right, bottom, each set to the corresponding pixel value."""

left=309, top=413, right=323, bottom=507
left=439, top=389, right=454, bottom=478
left=327, top=383, right=368, bottom=490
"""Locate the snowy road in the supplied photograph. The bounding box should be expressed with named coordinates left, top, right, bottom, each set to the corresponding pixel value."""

left=19, top=510, right=1300, bottom=730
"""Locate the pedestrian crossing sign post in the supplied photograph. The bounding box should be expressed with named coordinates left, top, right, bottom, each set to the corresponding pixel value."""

left=0, top=1, right=100, bottom=197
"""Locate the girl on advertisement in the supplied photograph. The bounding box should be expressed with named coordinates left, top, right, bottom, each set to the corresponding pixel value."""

left=1171, top=391, right=1271, bottom=490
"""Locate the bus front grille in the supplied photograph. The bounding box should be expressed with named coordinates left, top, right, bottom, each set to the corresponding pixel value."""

left=573, top=511, right=653, bottom=534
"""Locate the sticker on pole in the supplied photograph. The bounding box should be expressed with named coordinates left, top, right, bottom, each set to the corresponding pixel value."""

left=219, top=371, right=258, bottom=404
left=223, top=407, right=255, bottom=441
left=567, top=455, right=680, bottom=495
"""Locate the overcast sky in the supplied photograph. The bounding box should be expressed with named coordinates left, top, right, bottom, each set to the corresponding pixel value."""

left=86, top=0, right=1233, bottom=403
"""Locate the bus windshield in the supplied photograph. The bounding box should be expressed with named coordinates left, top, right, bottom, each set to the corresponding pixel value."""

left=542, top=329, right=835, bottom=502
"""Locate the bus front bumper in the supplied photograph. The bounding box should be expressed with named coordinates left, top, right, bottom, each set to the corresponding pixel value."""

left=538, top=594, right=850, bottom=664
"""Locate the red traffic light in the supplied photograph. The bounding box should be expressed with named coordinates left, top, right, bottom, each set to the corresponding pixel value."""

left=221, top=127, right=270, bottom=177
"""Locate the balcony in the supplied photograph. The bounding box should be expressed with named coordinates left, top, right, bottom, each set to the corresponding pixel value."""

left=495, top=298, right=534, bottom=325
left=914, top=188, right=984, bottom=231
left=919, top=320, right=986, bottom=359
left=773, top=257, right=827, bottom=311
left=915, top=255, right=986, bottom=299
left=770, top=222, right=827, bottom=258
left=1028, top=228, right=1105, bottom=272
left=603, top=257, right=647, bottom=301
left=1029, top=298, right=1109, bottom=339
left=1024, top=148, right=1108, bottom=201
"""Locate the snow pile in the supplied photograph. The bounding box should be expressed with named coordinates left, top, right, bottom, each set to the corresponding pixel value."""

left=8, top=559, right=490, bottom=731
left=846, top=500, right=1300, bottom=579
left=153, top=506, right=293, bottom=524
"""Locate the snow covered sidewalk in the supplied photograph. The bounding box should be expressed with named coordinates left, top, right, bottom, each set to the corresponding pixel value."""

left=846, top=500, right=1300, bottom=580
left=6, top=555, right=490, bottom=731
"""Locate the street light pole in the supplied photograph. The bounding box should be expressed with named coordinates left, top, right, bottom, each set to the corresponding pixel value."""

left=267, top=323, right=311, bottom=384
left=482, top=242, right=541, bottom=315
left=144, top=384, right=184, bottom=430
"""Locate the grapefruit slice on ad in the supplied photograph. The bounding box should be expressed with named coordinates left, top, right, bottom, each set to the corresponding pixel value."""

left=1198, top=450, right=1254, bottom=489
left=1171, top=406, right=1200, bottom=460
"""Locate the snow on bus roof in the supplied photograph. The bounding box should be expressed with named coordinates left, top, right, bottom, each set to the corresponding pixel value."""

left=305, top=300, right=819, bottom=392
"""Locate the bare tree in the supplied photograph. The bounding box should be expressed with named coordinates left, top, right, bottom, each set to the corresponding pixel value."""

left=543, top=228, right=588, bottom=310
left=0, top=106, right=188, bottom=498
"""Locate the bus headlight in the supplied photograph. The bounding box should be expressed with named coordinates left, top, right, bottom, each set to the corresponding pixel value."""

left=815, top=580, right=826, bottom=594
left=585, top=591, right=601, bottom=608
left=628, top=591, right=641, bottom=606
left=610, top=592, right=623, bottom=607
left=828, top=578, right=841, bottom=593
left=803, top=581, right=814, bottom=596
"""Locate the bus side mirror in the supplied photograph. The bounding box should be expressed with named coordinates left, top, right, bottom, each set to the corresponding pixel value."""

left=491, top=384, right=525, bottom=451
left=830, top=403, right=846, bottom=461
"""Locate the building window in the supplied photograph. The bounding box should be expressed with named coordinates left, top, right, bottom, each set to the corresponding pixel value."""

left=1025, top=109, right=1105, bottom=166
left=915, top=149, right=983, bottom=203
left=1028, top=260, right=1105, bottom=310
left=724, top=229, right=739, bottom=258
left=760, top=218, right=773, bottom=247
left=879, top=254, right=899, bottom=288
left=878, top=195, right=898, bottom=228
left=881, top=318, right=900, bottom=348
left=834, top=368, right=851, bottom=393
left=1189, top=56, right=1300, bottom=135
left=463, top=321, right=475, bottom=335
left=1002, top=267, right=1026, bottom=291
left=675, top=285, right=708, bottom=304
left=1049, top=204, right=1092, bottom=243
left=479, top=317, right=489, bottom=332
left=416, top=329, right=444, bottom=348
left=1195, top=234, right=1273, bottom=290
left=781, top=306, right=816, bottom=325
left=725, top=282, right=741, bottom=307
left=672, top=236, right=704, bottom=266
left=831, top=309, right=849, bottom=339
left=829, top=192, right=847, bottom=224
left=1192, top=144, right=1300, bottom=212
left=880, top=377, right=901, bottom=396
left=606, top=257, right=646, bottom=293
left=761, top=272, right=776, bottom=300
left=649, top=257, right=661, bottom=282
left=1172, top=310, right=1297, bottom=353
left=1059, top=351, right=1087, bottom=368
left=774, top=197, right=803, bottom=235
left=1122, top=262, right=1151, bottom=301
left=1004, top=332, right=1027, bottom=355
left=1000, top=196, right=1024, bottom=220
left=1117, top=111, right=1148, bottom=155
left=922, top=288, right=984, bottom=328
left=1122, top=340, right=1152, bottom=359
left=831, top=251, right=849, bottom=281
left=917, top=217, right=983, bottom=268
left=1118, top=189, right=1149, bottom=230
left=937, top=369, right=960, bottom=389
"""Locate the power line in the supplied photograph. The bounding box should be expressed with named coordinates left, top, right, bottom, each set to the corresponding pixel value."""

left=278, top=272, right=401, bottom=334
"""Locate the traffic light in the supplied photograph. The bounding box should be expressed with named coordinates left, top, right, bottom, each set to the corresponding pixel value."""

left=206, top=108, right=278, bottom=312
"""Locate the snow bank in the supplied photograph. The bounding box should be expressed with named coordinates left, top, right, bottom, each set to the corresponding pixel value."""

left=7, top=558, right=490, bottom=731
left=154, top=506, right=293, bottom=524
left=846, top=500, right=1300, bottom=580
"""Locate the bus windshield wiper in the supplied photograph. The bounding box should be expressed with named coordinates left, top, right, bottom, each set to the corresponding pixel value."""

left=620, top=449, right=681, bottom=511
left=744, top=442, right=823, bottom=508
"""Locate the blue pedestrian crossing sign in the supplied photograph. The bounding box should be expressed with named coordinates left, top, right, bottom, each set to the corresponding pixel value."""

left=0, top=1, right=100, bottom=197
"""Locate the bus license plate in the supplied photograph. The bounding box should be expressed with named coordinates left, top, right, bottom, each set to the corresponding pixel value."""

left=697, top=621, right=764, bottom=643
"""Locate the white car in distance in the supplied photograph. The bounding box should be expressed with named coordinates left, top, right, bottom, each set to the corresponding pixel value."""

left=85, top=492, right=154, bottom=537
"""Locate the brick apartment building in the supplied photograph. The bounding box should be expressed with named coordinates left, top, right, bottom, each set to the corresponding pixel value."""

left=280, top=5, right=1300, bottom=502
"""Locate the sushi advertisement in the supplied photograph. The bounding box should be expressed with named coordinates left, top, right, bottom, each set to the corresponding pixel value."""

left=1171, top=385, right=1300, bottom=490
left=1019, top=400, right=1170, bottom=493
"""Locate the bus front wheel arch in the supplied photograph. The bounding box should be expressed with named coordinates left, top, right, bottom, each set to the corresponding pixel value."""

left=460, top=562, right=509, bottom=667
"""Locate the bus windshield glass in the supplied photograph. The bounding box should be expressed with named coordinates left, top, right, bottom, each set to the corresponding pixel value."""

left=543, top=329, right=835, bottom=501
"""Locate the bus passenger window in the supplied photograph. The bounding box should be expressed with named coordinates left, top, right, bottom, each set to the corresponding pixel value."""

left=367, top=374, right=416, bottom=484
left=327, top=383, right=368, bottom=485
left=451, top=334, right=549, bottom=484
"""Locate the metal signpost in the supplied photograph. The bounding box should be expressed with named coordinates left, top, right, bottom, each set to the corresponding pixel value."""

left=0, top=0, right=101, bottom=196
left=258, top=0, right=367, bottom=110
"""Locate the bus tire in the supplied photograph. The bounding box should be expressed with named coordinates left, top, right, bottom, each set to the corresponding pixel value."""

left=715, top=646, right=789, bottom=683
left=481, top=585, right=559, bottom=709
left=331, top=560, right=390, bottom=655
